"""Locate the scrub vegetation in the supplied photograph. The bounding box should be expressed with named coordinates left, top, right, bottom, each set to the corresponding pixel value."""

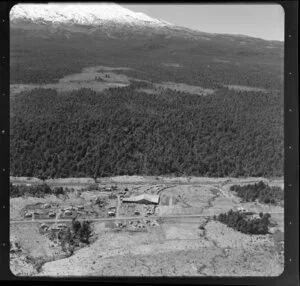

left=230, top=181, right=284, bottom=205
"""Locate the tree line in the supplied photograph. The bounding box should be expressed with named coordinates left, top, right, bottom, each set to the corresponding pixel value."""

left=10, top=183, right=67, bottom=198
left=230, top=181, right=283, bottom=205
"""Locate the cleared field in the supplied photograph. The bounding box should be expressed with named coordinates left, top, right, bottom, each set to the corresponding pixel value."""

left=37, top=218, right=283, bottom=277
left=270, top=213, right=284, bottom=232
left=59, top=66, right=130, bottom=84
left=155, top=82, right=214, bottom=96
left=10, top=65, right=132, bottom=96
left=10, top=80, right=129, bottom=96
left=10, top=222, right=65, bottom=276
left=137, top=82, right=215, bottom=96
left=11, top=223, right=62, bottom=259
left=204, top=196, right=238, bottom=215
left=10, top=68, right=217, bottom=97
left=161, top=221, right=203, bottom=240
left=224, top=84, right=268, bottom=93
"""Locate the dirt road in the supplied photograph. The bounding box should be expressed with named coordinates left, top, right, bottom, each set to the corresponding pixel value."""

left=10, top=211, right=283, bottom=225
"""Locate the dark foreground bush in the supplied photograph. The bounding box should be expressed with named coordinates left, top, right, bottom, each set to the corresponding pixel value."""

left=49, top=218, right=93, bottom=257
left=215, top=209, right=271, bottom=235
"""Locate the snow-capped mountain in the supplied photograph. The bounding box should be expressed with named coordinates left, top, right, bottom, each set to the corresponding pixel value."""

left=10, top=3, right=282, bottom=44
left=10, top=3, right=172, bottom=27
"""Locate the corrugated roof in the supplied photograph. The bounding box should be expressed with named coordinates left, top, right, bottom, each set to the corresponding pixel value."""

left=122, top=194, right=159, bottom=204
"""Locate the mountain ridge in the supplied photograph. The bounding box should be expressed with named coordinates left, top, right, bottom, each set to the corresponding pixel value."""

left=10, top=3, right=172, bottom=27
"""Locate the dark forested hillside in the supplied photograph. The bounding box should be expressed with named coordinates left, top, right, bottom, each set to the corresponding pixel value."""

left=10, top=84, right=283, bottom=178
left=10, top=27, right=283, bottom=90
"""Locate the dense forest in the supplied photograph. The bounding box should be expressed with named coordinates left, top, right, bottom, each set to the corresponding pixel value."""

left=10, top=23, right=284, bottom=179
left=230, top=181, right=284, bottom=205
left=10, top=83, right=284, bottom=178
left=216, top=210, right=271, bottom=235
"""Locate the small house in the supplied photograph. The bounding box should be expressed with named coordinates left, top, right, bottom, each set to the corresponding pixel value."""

left=57, top=223, right=67, bottom=228
left=42, top=203, right=51, bottom=209
left=108, top=210, right=116, bottom=217
left=64, top=210, right=72, bottom=215
left=237, top=207, right=247, bottom=213
left=41, top=223, right=49, bottom=230
left=48, top=212, right=56, bottom=218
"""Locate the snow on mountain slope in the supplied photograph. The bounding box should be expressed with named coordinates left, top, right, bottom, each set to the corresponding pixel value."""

left=10, top=3, right=173, bottom=27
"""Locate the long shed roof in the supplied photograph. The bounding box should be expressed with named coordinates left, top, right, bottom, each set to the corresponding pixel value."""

left=122, top=194, right=159, bottom=204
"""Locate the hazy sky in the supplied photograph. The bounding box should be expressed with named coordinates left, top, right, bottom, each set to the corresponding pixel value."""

left=123, top=4, right=284, bottom=41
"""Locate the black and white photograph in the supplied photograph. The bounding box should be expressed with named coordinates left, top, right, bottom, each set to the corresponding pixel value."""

left=9, top=2, right=285, bottom=277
